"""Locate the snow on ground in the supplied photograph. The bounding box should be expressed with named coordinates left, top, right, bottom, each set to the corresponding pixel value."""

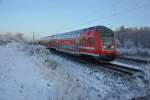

left=118, top=48, right=150, bottom=59
left=0, top=44, right=50, bottom=100
left=0, top=42, right=150, bottom=100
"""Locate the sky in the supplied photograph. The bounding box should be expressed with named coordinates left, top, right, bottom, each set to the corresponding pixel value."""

left=0, top=0, right=150, bottom=39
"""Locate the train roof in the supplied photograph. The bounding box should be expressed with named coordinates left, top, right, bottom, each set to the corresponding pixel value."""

left=41, top=26, right=113, bottom=39
left=56, top=25, right=113, bottom=35
left=95, top=26, right=113, bottom=33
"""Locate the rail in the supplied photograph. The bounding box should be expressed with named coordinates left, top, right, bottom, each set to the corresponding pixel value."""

left=101, top=62, right=142, bottom=75
left=118, top=56, right=150, bottom=64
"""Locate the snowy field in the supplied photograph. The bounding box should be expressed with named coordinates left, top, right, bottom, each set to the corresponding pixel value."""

left=0, top=42, right=150, bottom=100
left=118, top=48, right=150, bottom=60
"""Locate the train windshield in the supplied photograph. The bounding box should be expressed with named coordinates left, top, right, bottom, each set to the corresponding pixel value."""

left=99, top=32, right=113, bottom=49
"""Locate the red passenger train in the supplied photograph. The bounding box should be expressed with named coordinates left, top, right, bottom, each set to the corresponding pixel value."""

left=39, top=26, right=117, bottom=61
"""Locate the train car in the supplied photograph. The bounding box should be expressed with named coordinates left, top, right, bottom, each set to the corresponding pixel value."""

left=42, top=26, right=116, bottom=61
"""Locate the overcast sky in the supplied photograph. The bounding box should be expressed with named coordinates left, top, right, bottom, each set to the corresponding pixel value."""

left=0, top=0, right=150, bottom=38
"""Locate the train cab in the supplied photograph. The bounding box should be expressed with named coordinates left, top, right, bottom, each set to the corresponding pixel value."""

left=79, top=26, right=116, bottom=61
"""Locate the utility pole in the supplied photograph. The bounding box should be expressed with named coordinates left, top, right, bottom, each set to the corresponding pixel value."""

left=33, top=32, right=35, bottom=43
left=32, top=32, right=35, bottom=54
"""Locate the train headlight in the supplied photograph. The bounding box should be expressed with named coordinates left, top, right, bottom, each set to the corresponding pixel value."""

left=111, top=46, right=114, bottom=48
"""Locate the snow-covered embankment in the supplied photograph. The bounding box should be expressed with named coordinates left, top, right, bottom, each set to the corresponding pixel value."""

left=0, top=43, right=150, bottom=100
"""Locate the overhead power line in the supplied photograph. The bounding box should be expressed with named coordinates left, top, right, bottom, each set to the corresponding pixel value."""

left=80, top=0, right=123, bottom=19
left=55, top=0, right=125, bottom=33
left=58, top=2, right=150, bottom=33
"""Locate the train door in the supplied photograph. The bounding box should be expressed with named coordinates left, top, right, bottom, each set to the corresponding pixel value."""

left=80, top=32, right=87, bottom=46
left=88, top=29, right=96, bottom=51
left=79, top=30, right=89, bottom=54
left=76, top=38, right=80, bottom=54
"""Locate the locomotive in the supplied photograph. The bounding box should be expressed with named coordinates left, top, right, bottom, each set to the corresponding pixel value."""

left=39, top=26, right=117, bottom=61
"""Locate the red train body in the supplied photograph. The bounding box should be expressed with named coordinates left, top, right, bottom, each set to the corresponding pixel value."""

left=40, top=26, right=117, bottom=61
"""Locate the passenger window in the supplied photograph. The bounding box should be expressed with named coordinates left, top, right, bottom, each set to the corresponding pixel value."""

left=82, top=38, right=86, bottom=45
left=76, top=39, right=79, bottom=44
left=89, top=37, right=94, bottom=45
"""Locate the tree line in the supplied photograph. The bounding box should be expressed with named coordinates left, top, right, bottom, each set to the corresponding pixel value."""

left=115, top=26, right=150, bottom=49
left=0, top=32, right=26, bottom=45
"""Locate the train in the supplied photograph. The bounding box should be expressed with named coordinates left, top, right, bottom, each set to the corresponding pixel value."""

left=37, top=26, right=117, bottom=61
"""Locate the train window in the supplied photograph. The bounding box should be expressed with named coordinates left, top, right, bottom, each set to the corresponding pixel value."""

left=67, top=34, right=69, bottom=38
left=64, top=34, right=65, bottom=39
left=82, top=38, right=86, bottom=45
left=78, top=33, right=80, bottom=38
left=65, top=34, right=67, bottom=38
left=72, top=34, right=74, bottom=38
left=76, top=39, right=79, bottom=44
left=89, top=37, right=94, bottom=45
left=73, top=34, right=75, bottom=38
left=63, top=34, right=65, bottom=39
left=75, top=33, right=77, bottom=38
left=67, top=34, right=68, bottom=39
left=70, top=34, right=72, bottom=38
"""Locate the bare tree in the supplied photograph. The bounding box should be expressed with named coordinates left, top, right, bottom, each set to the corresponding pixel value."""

left=15, top=32, right=24, bottom=41
left=3, top=32, right=12, bottom=42
left=115, top=26, right=150, bottom=49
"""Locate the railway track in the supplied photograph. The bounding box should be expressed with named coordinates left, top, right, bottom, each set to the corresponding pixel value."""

left=102, top=62, right=141, bottom=75
left=118, top=56, right=150, bottom=64
left=50, top=50, right=142, bottom=76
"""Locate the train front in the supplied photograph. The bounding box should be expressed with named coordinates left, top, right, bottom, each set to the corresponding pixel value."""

left=96, top=26, right=117, bottom=61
